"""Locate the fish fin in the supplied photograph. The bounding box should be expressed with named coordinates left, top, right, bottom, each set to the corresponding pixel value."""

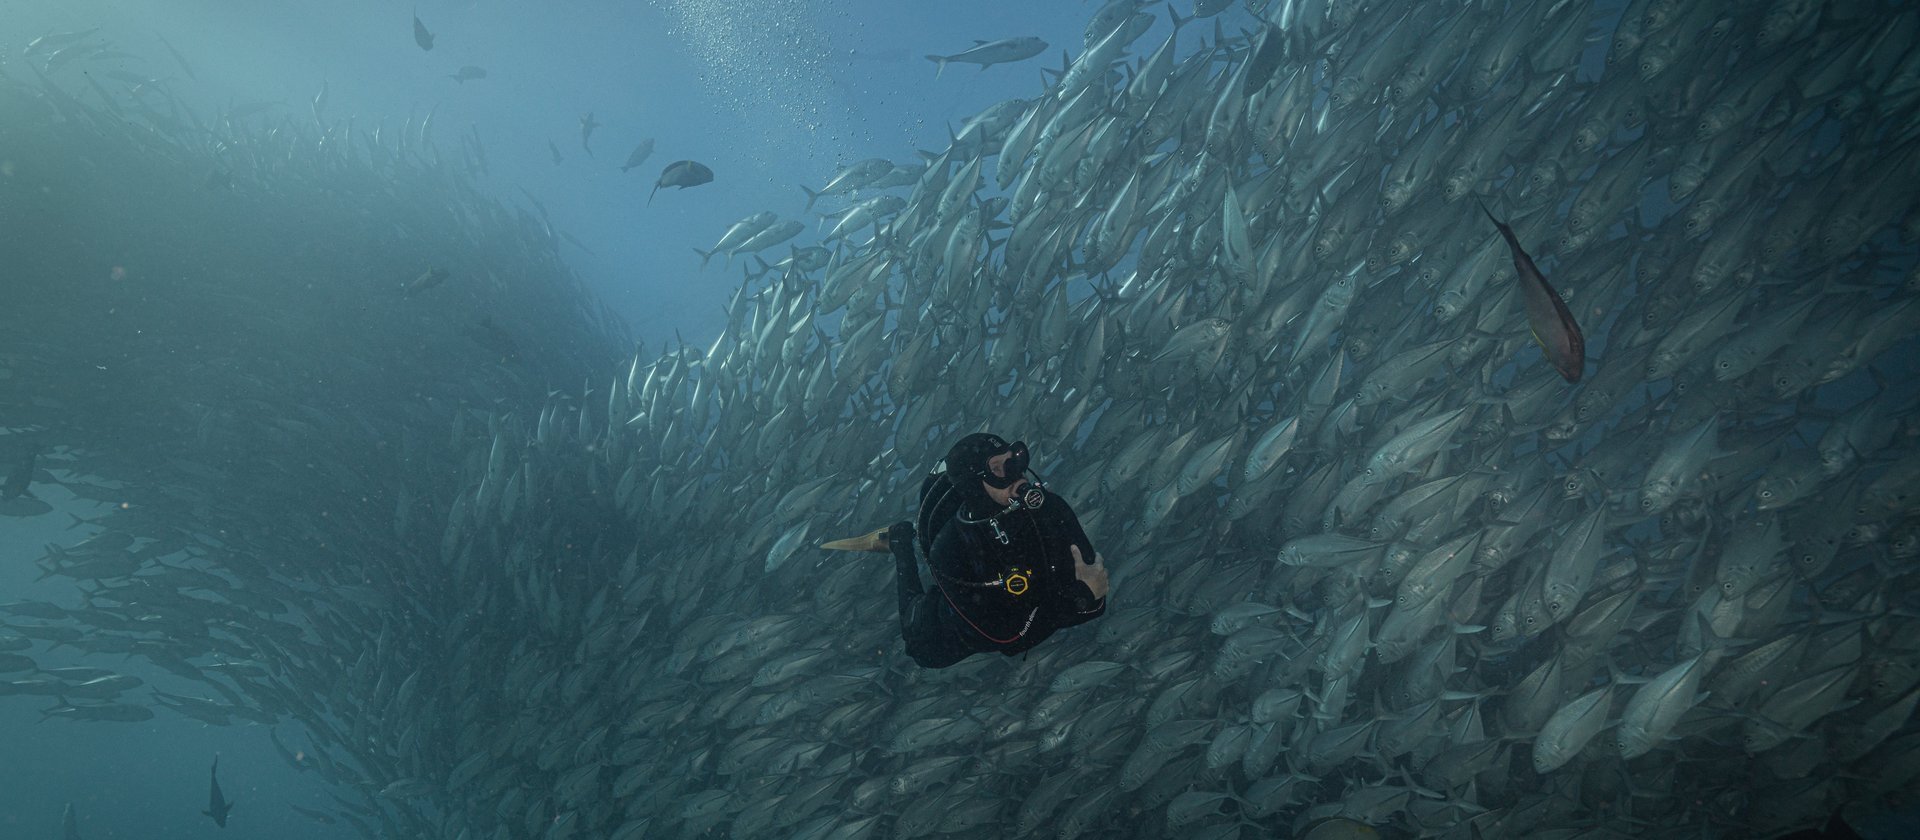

left=1167, top=6, right=1190, bottom=30
left=1602, top=651, right=1650, bottom=686
left=924, top=55, right=948, bottom=80
left=799, top=184, right=820, bottom=212
left=1474, top=197, right=1501, bottom=228
left=692, top=247, right=714, bottom=269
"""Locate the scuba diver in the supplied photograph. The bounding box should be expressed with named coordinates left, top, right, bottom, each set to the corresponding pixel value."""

left=827, top=433, right=1108, bottom=668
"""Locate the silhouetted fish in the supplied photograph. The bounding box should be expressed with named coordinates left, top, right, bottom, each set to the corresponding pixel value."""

left=621, top=139, right=655, bottom=173
left=412, top=11, right=434, bottom=51
left=203, top=755, right=234, bottom=828
left=580, top=112, right=599, bottom=156
left=650, top=160, right=713, bottom=204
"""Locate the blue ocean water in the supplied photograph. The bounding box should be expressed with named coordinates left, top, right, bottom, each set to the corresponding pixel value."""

left=1, top=2, right=1101, bottom=835
left=4, top=0, right=1919, bottom=837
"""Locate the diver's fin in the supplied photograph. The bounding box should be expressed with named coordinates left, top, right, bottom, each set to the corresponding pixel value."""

left=820, top=526, right=891, bottom=553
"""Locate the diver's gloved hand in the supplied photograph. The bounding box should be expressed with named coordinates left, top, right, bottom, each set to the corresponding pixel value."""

left=888, top=521, right=915, bottom=547
left=1070, top=545, right=1109, bottom=600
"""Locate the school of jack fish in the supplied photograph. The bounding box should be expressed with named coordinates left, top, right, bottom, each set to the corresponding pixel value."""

left=4, top=1, right=1920, bottom=838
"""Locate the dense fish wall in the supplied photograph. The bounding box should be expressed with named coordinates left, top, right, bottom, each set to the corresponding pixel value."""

left=7, top=1, right=1920, bottom=839
left=554, top=2, right=1917, bottom=837
left=0, top=55, right=627, bottom=837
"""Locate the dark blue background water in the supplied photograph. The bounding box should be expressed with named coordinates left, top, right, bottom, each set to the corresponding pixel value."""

left=0, top=2, right=1131, bottom=835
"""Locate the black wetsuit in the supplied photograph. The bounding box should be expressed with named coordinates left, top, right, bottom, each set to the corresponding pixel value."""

left=890, top=474, right=1107, bottom=669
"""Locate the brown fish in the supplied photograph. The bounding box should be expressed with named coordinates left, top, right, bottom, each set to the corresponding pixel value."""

left=1478, top=200, right=1585, bottom=382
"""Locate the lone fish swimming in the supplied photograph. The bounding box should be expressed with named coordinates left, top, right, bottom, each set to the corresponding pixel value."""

left=1477, top=200, right=1585, bottom=382
left=203, top=754, right=234, bottom=827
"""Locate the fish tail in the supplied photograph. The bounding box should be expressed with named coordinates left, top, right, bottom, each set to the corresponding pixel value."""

left=648, top=184, right=659, bottom=205
left=692, top=247, right=714, bottom=269
left=1474, top=197, right=1497, bottom=225
left=925, top=55, right=948, bottom=80
left=799, top=184, right=820, bottom=212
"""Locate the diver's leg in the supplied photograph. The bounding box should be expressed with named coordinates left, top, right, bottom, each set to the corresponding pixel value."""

left=888, top=521, right=970, bottom=668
